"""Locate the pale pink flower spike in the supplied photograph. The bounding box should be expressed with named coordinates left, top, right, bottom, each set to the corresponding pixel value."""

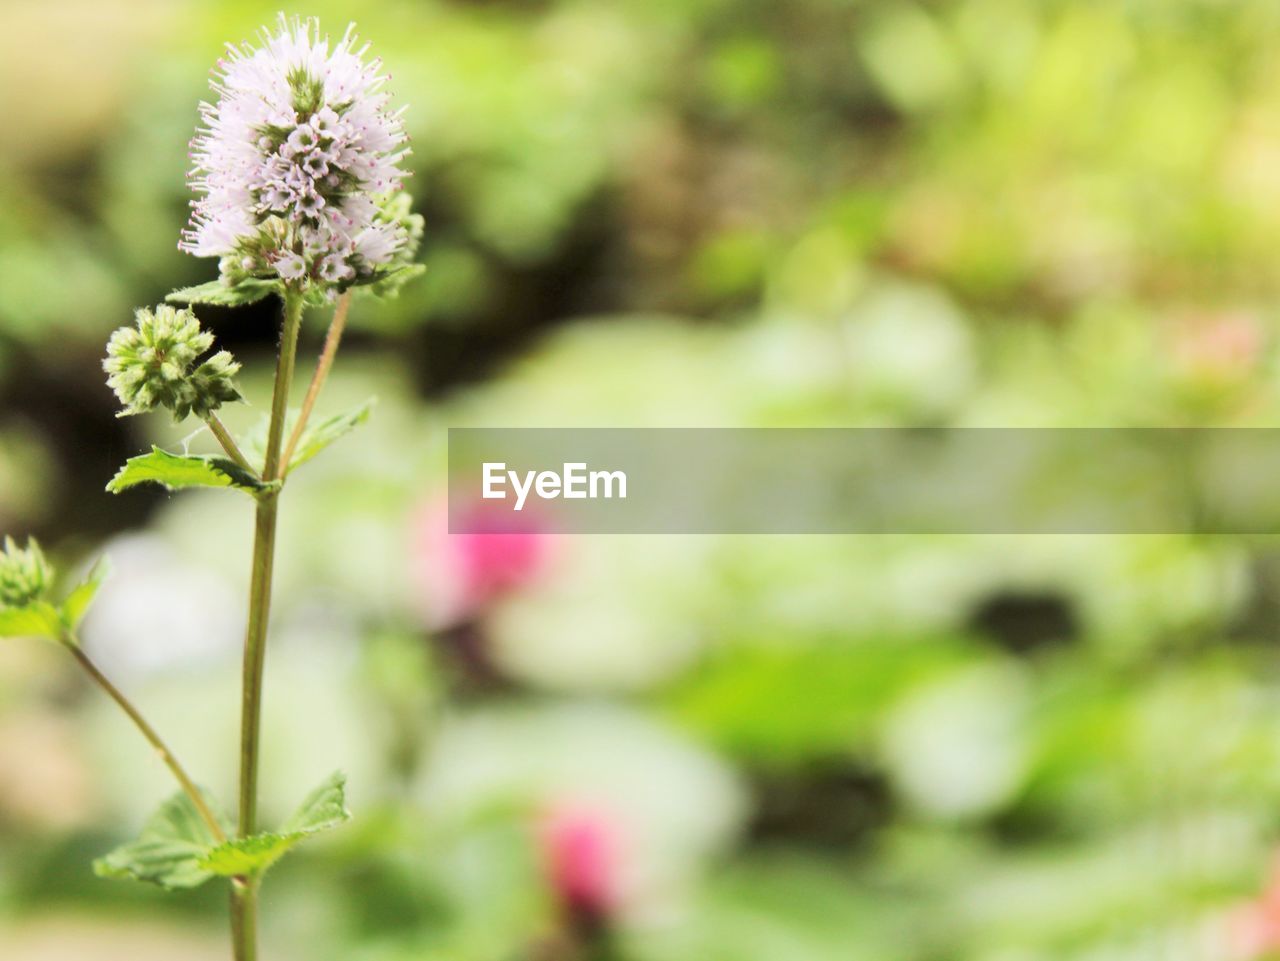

left=181, top=14, right=412, bottom=287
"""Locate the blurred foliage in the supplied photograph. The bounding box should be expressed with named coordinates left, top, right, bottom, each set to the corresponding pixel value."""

left=5, top=1, right=1280, bottom=960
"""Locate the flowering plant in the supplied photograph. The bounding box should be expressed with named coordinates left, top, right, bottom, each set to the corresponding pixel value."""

left=0, top=16, right=420, bottom=961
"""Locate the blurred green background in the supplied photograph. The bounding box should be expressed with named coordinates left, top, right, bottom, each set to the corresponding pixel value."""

left=6, top=0, right=1280, bottom=958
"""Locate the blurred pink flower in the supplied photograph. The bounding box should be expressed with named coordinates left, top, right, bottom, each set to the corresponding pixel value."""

left=1227, top=855, right=1280, bottom=959
left=409, top=497, right=555, bottom=627
left=539, top=801, right=627, bottom=924
left=1169, top=310, right=1265, bottom=384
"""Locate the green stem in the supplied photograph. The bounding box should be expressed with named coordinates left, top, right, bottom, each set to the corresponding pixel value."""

left=65, top=638, right=226, bottom=843
left=280, top=290, right=352, bottom=473
left=233, top=288, right=303, bottom=961
left=205, top=413, right=255, bottom=475
left=230, top=877, right=258, bottom=961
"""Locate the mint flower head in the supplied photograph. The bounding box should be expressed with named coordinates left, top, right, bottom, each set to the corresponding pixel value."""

left=104, top=305, right=242, bottom=420
left=0, top=537, right=52, bottom=608
left=180, top=14, right=413, bottom=290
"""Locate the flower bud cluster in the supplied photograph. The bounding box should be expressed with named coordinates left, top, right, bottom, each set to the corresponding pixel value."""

left=104, top=305, right=242, bottom=420
left=0, top=537, right=52, bottom=608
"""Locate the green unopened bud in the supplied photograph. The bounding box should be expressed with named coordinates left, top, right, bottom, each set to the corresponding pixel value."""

left=287, top=66, right=325, bottom=117
left=0, top=537, right=53, bottom=608
left=104, top=305, right=243, bottom=421
left=378, top=191, right=424, bottom=267
left=188, top=351, right=243, bottom=413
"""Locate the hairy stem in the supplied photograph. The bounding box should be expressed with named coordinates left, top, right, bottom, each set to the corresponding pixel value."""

left=280, top=290, right=352, bottom=473
left=230, top=877, right=258, bottom=961
left=65, top=638, right=226, bottom=842
left=233, top=288, right=303, bottom=961
left=205, top=413, right=255, bottom=475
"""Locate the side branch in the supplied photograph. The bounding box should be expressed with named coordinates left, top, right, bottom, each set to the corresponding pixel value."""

left=205, top=413, right=255, bottom=475
left=280, top=291, right=352, bottom=472
left=65, top=638, right=226, bottom=842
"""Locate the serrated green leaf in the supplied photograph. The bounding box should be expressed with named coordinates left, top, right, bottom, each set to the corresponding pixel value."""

left=167, top=279, right=281, bottom=307
left=61, top=557, right=109, bottom=631
left=107, top=447, right=270, bottom=495
left=282, top=771, right=351, bottom=835
left=199, top=833, right=298, bottom=878
left=287, top=400, right=376, bottom=473
left=0, top=601, right=63, bottom=641
left=196, top=772, right=350, bottom=879
left=94, top=790, right=230, bottom=890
